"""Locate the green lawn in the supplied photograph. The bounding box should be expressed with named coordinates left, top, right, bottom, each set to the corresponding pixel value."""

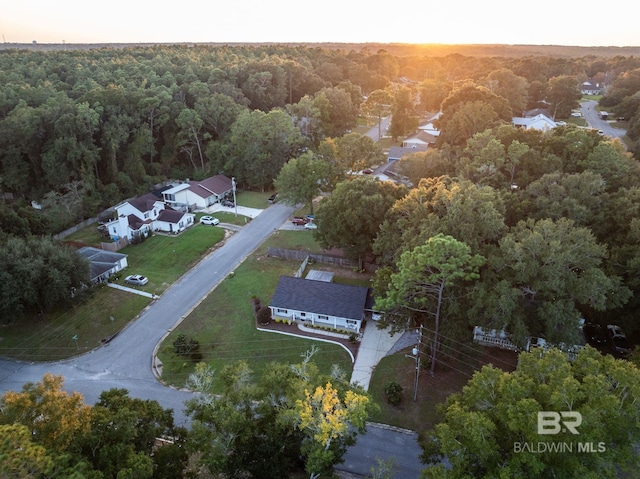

left=198, top=211, right=251, bottom=226
left=110, top=226, right=225, bottom=295
left=0, top=224, right=225, bottom=361
left=0, top=286, right=152, bottom=361
left=156, top=252, right=353, bottom=390
left=262, top=230, right=324, bottom=254
left=236, top=190, right=274, bottom=208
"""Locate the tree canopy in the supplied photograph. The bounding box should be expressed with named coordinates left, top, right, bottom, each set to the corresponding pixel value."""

left=423, top=347, right=640, bottom=479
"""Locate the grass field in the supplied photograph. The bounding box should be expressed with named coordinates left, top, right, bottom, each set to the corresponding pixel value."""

left=156, top=250, right=354, bottom=390
left=0, top=225, right=225, bottom=361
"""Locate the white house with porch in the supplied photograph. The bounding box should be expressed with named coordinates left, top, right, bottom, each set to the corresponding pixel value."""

left=269, top=276, right=371, bottom=333
left=162, top=174, right=233, bottom=211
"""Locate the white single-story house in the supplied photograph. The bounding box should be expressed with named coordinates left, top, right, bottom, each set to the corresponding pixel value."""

left=512, top=113, right=557, bottom=131
left=581, top=80, right=604, bottom=96
left=77, top=246, right=128, bottom=283
left=269, top=276, right=372, bottom=333
left=402, top=130, right=437, bottom=148
left=162, top=174, right=233, bottom=211
left=105, top=192, right=195, bottom=240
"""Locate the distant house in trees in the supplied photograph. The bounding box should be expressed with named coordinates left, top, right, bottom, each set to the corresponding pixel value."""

left=105, top=192, right=195, bottom=240
left=269, top=276, right=372, bottom=333
left=77, top=246, right=128, bottom=283
left=581, top=80, right=604, bottom=96
left=162, top=174, right=233, bottom=211
left=402, top=130, right=438, bottom=149
left=512, top=113, right=557, bottom=131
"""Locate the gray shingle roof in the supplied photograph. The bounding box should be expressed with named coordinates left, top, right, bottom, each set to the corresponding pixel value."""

left=270, top=276, right=370, bottom=320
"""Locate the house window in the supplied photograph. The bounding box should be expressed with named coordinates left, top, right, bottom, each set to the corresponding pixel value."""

left=346, top=320, right=358, bottom=326
left=300, top=312, right=306, bottom=317
left=277, top=308, right=288, bottom=314
left=318, top=315, right=328, bottom=321
left=166, top=193, right=175, bottom=202
left=144, top=212, right=150, bottom=219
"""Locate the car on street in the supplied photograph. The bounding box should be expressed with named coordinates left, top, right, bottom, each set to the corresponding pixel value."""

left=304, top=222, right=317, bottom=230
left=292, top=216, right=310, bottom=225
left=583, top=322, right=608, bottom=350
left=200, top=216, right=220, bottom=225
left=606, top=324, right=631, bottom=355
left=125, top=274, right=149, bottom=286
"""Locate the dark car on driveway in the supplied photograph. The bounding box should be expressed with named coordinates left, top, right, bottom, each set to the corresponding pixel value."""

left=583, top=322, right=609, bottom=351
left=291, top=216, right=309, bottom=225
left=606, top=324, right=632, bottom=356
left=268, top=193, right=278, bottom=204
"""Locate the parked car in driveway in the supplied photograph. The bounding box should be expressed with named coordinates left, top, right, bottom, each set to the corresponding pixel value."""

left=125, top=274, right=149, bottom=286
left=292, top=216, right=310, bottom=225
left=222, top=199, right=235, bottom=207
left=606, top=324, right=631, bottom=355
left=583, top=322, right=608, bottom=350
left=304, top=222, right=317, bottom=230
left=268, top=193, right=278, bottom=204
left=200, top=216, right=220, bottom=225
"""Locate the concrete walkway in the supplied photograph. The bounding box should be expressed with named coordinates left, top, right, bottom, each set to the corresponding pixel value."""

left=350, top=324, right=411, bottom=390
left=106, top=282, right=158, bottom=299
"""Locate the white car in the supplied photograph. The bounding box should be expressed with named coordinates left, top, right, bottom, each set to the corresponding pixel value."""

left=571, top=112, right=582, bottom=117
left=125, top=274, right=149, bottom=286
left=304, top=222, right=317, bottom=230
left=200, top=216, right=220, bottom=225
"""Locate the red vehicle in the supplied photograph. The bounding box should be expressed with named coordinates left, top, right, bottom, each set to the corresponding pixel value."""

left=291, top=216, right=309, bottom=225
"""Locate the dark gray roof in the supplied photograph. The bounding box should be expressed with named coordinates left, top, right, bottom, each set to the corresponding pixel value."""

left=388, top=145, right=427, bottom=160
left=157, top=208, right=188, bottom=223
left=270, top=276, right=370, bottom=320
left=129, top=192, right=161, bottom=213
left=77, top=246, right=127, bottom=262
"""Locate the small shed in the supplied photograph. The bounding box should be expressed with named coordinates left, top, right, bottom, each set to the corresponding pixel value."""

left=305, top=270, right=334, bottom=282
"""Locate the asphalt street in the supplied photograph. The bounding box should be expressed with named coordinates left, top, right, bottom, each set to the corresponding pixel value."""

left=0, top=202, right=296, bottom=427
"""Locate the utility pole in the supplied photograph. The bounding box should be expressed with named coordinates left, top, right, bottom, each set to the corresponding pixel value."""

left=231, top=177, right=237, bottom=218
left=405, top=324, right=424, bottom=402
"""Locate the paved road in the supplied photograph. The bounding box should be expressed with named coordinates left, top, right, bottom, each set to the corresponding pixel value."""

left=0, top=202, right=295, bottom=427
left=580, top=100, right=627, bottom=140
left=0, top=200, right=426, bottom=476
left=365, top=116, right=391, bottom=142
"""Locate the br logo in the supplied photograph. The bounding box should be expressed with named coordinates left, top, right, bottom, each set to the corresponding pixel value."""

left=537, top=411, right=582, bottom=435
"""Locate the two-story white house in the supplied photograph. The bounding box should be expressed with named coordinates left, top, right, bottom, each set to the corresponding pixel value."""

left=105, top=192, right=194, bottom=240
left=269, top=276, right=371, bottom=333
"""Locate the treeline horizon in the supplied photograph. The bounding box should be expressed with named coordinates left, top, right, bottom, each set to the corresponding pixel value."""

left=4, top=42, right=640, bottom=57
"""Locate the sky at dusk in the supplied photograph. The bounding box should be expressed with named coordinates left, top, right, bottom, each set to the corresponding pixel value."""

left=1, top=0, right=638, bottom=46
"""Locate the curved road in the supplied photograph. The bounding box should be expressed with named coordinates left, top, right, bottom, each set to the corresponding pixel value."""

left=0, top=202, right=295, bottom=427
left=580, top=100, right=627, bottom=140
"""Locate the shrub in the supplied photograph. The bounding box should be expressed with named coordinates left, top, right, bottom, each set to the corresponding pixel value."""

left=173, top=333, right=202, bottom=361
left=384, top=381, right=403, bottom=405
left=257, top=306, right=272, bottom=325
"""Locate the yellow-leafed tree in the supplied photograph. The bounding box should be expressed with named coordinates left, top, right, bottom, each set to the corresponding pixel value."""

left=294, top=381, right=371, bottom=479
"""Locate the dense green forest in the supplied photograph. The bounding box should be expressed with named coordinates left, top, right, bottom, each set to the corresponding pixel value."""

left=2, top=43, right=640, bottom=231
left=2, top=42, right=640, bottom=338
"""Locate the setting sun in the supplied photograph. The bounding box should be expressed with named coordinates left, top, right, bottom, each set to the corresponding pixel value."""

left=2, top=0, right=638, bottom=46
